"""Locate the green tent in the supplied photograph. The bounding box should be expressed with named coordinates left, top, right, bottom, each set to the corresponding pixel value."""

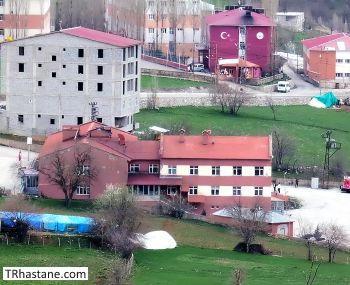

left=312, top=92, right=338, bottom=108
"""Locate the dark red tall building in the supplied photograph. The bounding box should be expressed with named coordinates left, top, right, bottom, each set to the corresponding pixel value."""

left=206, top=8, right=275, bottom=75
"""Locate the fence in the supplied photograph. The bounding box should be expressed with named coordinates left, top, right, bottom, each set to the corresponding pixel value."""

left=142, top=54, right=188, bottom=71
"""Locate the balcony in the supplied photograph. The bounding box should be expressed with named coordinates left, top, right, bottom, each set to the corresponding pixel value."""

left=188, top=194, right=206, bottom=203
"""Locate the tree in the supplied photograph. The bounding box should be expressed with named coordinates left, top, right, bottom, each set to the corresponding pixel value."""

left=94, top=185, right=141, bottom=260
left=227, top=203, right=267, bottom=253
left=266, top=96, right=277, bottom=121
left=298, top=220, right=324, bottom=261
left=40, top=146, right=96, bottom=208
left=305, top=260, right=321, bottom=285
left=272, top=129, right=296, bottom=171
left=210, top=83, right=249, bottom=116
left=161, top=192, right=193, bottom=219
left=321, top=223, right=347, bottom=263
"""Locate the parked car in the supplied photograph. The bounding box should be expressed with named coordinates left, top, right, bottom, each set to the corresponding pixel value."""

left=277, top=81, right=291, bottom=93
left=188, top=63, right=205, bottom=72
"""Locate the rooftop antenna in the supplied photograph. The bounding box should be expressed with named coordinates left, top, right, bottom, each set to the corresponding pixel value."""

left=89, top=102, right=99, bottom=122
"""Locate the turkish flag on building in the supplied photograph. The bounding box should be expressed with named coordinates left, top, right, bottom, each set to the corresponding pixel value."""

left=18, top=150, right=22, bottom=162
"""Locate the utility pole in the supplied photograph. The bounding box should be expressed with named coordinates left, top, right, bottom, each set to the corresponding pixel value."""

left=321, top=130, right=341, bottom=189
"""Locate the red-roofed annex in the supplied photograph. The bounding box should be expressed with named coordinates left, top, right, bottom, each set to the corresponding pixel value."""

left=39, top=122, right=274, bottom=216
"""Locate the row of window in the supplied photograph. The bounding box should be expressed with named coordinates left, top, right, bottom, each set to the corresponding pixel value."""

left=148, top=0, right=198, bottom=8
left=335, top=73, right=350, bottom=78
left=76, top=186, right=90, bottom=195
left=188, top=186, right=264, bottom=196
left=132, top=185, right=160, bottom=196
left=336, top=59, right=350, bottom=63
left=148, top=27, right=199, bottom=34
left=130, top=164, right=159, bottom=174
left=17, top=115, right=102, bottom=125
left=167, top=166, right=265, bottom=176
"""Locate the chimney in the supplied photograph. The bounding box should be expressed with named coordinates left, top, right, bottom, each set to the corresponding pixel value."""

left=118, top=134, right=126, bottom=145
left=201, top=130, right=211, bottom=145
left=179, top=128, right=186, bottom=143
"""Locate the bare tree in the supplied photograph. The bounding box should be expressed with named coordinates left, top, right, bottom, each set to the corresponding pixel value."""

left=209, top=83, right=231, bottom=112
left=227, top=203, right=267, bottom=253
left=272, top=129, right=296, bottom=171
left=227, top=87, right=248, bottom=116
left=298, top=220, right=324, bottom=261
left=40, top=146, right=96, bottom=208
left=94, top=185, right=141, bottom=260
left=233, top=268, right=245, bottom=285
left=266, top=95, right=277, bottom=121
left=161, top=192, right=193, bottom=219
left=305, top=260, right=321, bottom=285
left=321, top=223, right=347, bottom=263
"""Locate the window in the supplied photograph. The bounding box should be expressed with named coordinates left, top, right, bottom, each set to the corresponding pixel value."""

left=232, top=187, right=241, bottom=196
left=123, top=48, right=126, bottom=61
left=122, top=81, right=125, bottom=95
left=161, top=1, right=166, bottom=6
left=38, top=47, right=41, bottom=51
left=18, top=114, right=23, bottom=123
left=63, top=64, right=66, bottom=68
left=345, top=73, right=350, bottom=77
left=18, top=63, right=24, bottom=72
left=346, top=59, right=350, bottom=63
left=127, top=79, right=133, bottom=91
left=167, top=186, right=177, bottom=195
left=76, top=186, right=90, bottom=195
left=255, top=167, right=264, bottom=176
left=128, top=47, right=134, bottom=58
left=62, top=81, right=66, bottom=85
left=189, top=186, right=198, bottom=195
left=169, top=28, right=175, bottom=34
left=38, top=64, right=42, bottom=67
left=127, top=62, right=134, bottom=74
left=211, top=186, right=219, bottom=196
left=98, top=49, right=104, bottom=58
left=148, top=0, right=154, bottom=6
left=80, top=165, right=90, bottom=176
left=62, top=115, right=64, bottom=119
left=78, top=82, right=84, bottom=91
left=78, top=48, right=84, bottom=57
left=148, top=28, right=154, bottom=33
left=190, top=166, right=198, bottom=175
left=233, top=166, right=242, bottom=176
left=52, top=72, right=56, bottom=78
left=336, top=73, right=343, bottom=77
left=38, top=114, right=41, bottom=118
left=96, top=117, right=102, bottom=123
left=336, top=59, right=343, bottom=63
left=97, top=65, right=103, bottom=75
left=77, top=117, right=83, bottom=125
left=135, top=62, right=138, bottom=75
left=78, top=65, right=84, bottom=74
left=38, top=81, right=42, bottom=86
left=97, top=83, right=103, bottom=92
left=0, top=14, right=3, bottom=21
left=254, top=187, right=263, bottom=196
left=177, top=28, right=183, bottom=31
left=0, top=29, right=4, bottom=36
left=129, top=164, right=140, bottom=173
left=52, top=55, right=56, bottom=61
left=123, top=64, right=126, bottom=78
left=135, top=78, right=138, bottom=92
left=161, top=28, right=167, bottom=33
left=168, top=165, right=177, bottom=175
left=0, top=1, right=3, bottom=7
left=212, top=166, right=220, bottom=176
left=149, top=164, right=159, bottom=174
left=50, top=118, right=55, bottom=125
left=19, top=46, right=24, bottom=56
left=148, top=14, right=155, bottom=20
left=133, top=185, right=159, bottom=196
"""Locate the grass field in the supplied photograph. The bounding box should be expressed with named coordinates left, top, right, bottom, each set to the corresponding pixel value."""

left=135, top=106, right=350, bottom=167
left=0, top=244, right=114, bottom=284
left=133, top=246, right=350, bottom=285
left=141, top=75, right=209, bottom=91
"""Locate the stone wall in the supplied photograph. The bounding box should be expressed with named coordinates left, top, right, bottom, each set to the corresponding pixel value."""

left=0, top=137, right=42, bottom=152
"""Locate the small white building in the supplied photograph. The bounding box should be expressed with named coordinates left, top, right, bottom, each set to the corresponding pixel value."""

left=274, top=12, right=304, bottom=32
left=0, top=0, right=51, bottom=41
left=0, top=27, right=141, bottom=136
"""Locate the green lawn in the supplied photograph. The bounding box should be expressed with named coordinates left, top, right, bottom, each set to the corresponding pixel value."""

left=133, top=246, right=350, bottom=285
left=141, top=75, right=209, bottom=91
left=0, top=244, right=114, bottom=284
left=135, top=106, right=350, bottom=167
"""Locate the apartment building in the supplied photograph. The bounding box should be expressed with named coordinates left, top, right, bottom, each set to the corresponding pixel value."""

left=0, top=27, right=141, bottom=136
left=0, top=0, right=50, bottom=41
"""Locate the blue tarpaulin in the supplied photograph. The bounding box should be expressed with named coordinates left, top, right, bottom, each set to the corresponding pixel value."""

left=0, top=212, right=94, bottom=234
left=312, top=92, right=338, bottom=108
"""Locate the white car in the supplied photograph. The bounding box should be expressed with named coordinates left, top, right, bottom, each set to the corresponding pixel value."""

left=277, top=81, right=291, bottom=93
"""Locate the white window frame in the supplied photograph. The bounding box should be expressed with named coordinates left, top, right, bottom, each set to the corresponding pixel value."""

left=232, top=187, right=241, bottom=196
left=255, top=166, right=264, bottom=176
left=161, top=28, right=167, bottom=34
left=212, top=166, right=220, bottom=176
left=254, top=187, right=263, bottom=196
left=149, top=164, right=159, bottom=174
left=76, top=186, right=90, bottom=195
left=148, top=14, right=155, bottom=20
left=129, top=163, right=140, bottom=173
left=189, top=186, right=198, bottom=195
left=211, top=186, right=219, bottom=196
left=233, top=166, right=242, bottom=176
left=168, top=165, right=177, bottom=175
left=189, top=166, right=198, bottom=175
left=167, top=186, right=177, bottom=195
left=148, top=28, right=155, bottom=33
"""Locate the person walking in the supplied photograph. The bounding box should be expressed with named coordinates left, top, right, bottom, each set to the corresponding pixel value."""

left=295, top=178, right=299, bottom=188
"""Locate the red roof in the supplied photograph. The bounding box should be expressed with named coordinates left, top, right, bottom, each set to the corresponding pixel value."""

left=302, top=33, right=350, bottom=50
left=206, top=9, right=274, bottom=27
left=61, top=27, right=141, bottom=48
left=161, top=135, right=271, bottom=160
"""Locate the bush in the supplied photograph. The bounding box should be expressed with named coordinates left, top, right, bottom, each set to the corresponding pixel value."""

left=233, top=242, right=272, bottom=255
left=286, top=196, right=303, bottom=210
